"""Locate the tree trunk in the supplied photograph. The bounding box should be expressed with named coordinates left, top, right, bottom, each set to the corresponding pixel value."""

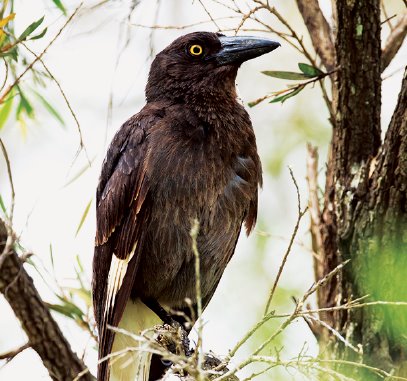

left=315, top=0, right=407, bottom=378
left=0, top=219, right=95, bottom=381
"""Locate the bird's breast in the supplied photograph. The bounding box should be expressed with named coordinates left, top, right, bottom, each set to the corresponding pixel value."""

left=133, top=116, right=260, bottom=305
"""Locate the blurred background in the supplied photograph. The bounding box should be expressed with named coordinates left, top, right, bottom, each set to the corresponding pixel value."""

left=0, top=0, right=405, bottom=379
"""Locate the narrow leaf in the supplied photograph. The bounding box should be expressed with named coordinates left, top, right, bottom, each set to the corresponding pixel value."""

left=65, top=287, right=92, bottom=308
left=46, top=300, right=84, bottom=320
left=262, top=70, right=310, bottom=80
left=16, top=88, right=34, bottom=118
left=33, top=90, right=65, bottom=126
left=49, top=243, right=55, bottom=273
left=0, top=90, right=14, bottom=130
left=30, top=27, right=47, bottom=40
left=298, top=62, right=324, bottom=77
left=75, top=199, right=92, bottom=236
left=0, top=194, right=7, bottom=214
left=0, top=46, right=18, bottom=60
left=46, top=303, right=75, bottom=318
left=63, top=158, right=95, bottom=187
left=270, top=85, right=305, bottom=104
left=52, top=0, right=67, bottom=15
left=18, top=16, right=44, bottom=41
left=75, top=254, right=84, bottom=273
left=55, top=294, right=85, bottom=318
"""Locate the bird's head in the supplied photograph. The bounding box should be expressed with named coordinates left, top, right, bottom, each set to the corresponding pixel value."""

left=145, top=31, right=280, bottom=104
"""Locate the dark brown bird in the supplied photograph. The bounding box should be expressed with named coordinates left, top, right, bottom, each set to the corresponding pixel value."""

left=93, top=31, right=280, bottom=381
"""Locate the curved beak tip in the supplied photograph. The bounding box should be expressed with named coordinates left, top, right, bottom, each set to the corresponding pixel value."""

left=215, top=35, right=281, bottom=65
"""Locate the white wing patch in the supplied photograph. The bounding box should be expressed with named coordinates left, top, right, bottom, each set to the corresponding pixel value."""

left=104, top=242, right=138, bottom=318
left=110, top=299, right=161, bottom=381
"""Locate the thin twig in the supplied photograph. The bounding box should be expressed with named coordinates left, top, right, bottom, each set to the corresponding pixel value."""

left=295, top=0, right=335, bottom=71
left=0, top=59, right=8, bottom=93
left=21, top=43, right=90, bottom=165
left=249, top=68, right=336, bottom=122
left=381, top=14, right=407, bottom=72
left=0, top=139, right=15, bottom=225
left=234, top=6, right=263, bottom=34
left=264, top=167, right=307, bottom=315
left=249, top=356, right=407, bottom=381
left=197, top=0, right=221, bottom=31
left=250, top=0, right=335, bottom=117
left=0, top=342, right=31, bottom=362
left=131, top=17, right=238, bottom=31
left=305, top=315, right=361, bottom=354
left=306, top=144, right=323, bottom=257
left=253, top=0, right=316, bottom=66
left=190, top=219, right=204, bottom=381
left=0, top=144, right=17, bottom=275
left=381, top=0, right=394, bottom=30
left=214, top=260, right=351, bottom=381
left=215, top=310, right=276, bottom=372
left=0, top=2, right=83, bottom=105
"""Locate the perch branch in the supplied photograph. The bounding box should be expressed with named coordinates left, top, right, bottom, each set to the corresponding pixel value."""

left=0, top=219, right=95, bottom=381
left=295, top=0, right=336, bottom=71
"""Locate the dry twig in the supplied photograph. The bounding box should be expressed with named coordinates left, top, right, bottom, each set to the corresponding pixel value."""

left=264, top=167, right=307, bottom=315
left=0, top=342, right=31, bottom=362
left=382, top=14, right=407, bottom=72
left=295, top=0, right=335, bottom=71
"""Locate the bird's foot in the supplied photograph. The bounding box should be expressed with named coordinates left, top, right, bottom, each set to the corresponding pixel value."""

left=154, top=322, right=191, bottom=358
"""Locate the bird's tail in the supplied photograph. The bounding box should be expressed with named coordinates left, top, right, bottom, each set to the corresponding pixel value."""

left=109, top=300, right=161, bottom=381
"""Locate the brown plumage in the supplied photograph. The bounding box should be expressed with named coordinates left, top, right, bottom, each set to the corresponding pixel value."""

left=93, top=31, right=280, bottom=381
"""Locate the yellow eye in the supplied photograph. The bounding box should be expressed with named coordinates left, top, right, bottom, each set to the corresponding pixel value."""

left=189, top=44, right=203, bottom=56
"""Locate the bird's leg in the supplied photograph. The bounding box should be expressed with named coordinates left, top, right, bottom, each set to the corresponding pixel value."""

left=142, top=298, right=174, bottom=325
left=142, top=298, right=191, bottom=357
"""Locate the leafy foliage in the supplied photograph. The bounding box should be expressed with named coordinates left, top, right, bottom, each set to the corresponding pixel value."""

left=0, top=1, right=66, bottom=133
left=250, top=63, right=328, bottom=106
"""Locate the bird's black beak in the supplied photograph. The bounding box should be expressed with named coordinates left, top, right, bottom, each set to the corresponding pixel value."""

left=213, top=35, right=280, bottom=66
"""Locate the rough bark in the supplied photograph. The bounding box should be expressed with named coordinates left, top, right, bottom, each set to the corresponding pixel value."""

left=0, top=219, right=95, bottom=381
left=313, top=0, right=407, bottom=378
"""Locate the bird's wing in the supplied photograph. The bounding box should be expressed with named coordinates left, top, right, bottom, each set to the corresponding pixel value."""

left=93, top=112, right=155, bottom=380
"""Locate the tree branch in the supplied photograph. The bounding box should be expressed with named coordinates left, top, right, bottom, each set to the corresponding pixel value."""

left=381, top=14, right=407, bottom=72
left=0, top=219, right=95, bottom=381
left=372, top=68, right=407, bottom=201
left=295, top=0, right=336, bottom=71
left=0, top=342, right=31, bottom=362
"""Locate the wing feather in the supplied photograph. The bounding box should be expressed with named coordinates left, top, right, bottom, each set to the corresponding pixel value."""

left=93, top=110, right=160, bottom=381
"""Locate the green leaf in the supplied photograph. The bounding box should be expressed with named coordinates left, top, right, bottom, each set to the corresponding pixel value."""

left=75, top=254, right=84, bottom=273
left=18, top=16, right=44, bottom=41
left=262, top=70, right=310, bottom=80
left=16, top=88, right=34, bottom=119
left=65, top=287, right=92, bottom=308
left=30, top=27, right=47, bottom=40
left=75, top=199, right=92, bottom=236
left=270, top=85, right=305, bottom=104
left=0, top=89, right=14, bottom=130
left=63, top=158, right=95, bottom=187
left=298, top=62, right=324, bottom=77
left=0, top=47, right=18, bottom=61
left=51, top=0, right=67, bottom=15
left=0, top=194, right=7, bottom=214
left=33, top=90, right=65, bottom=126
left=55, top=294, right=85, bottom=318
left=49, top=243, right=55, bottom=273
left=47, top=299, right=84, bottom=320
